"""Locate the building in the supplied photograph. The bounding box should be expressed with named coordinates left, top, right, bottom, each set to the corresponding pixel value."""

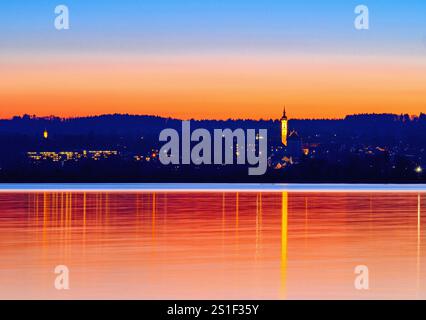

left=279, top=108, right=304, bottom=161
left=281, top=107, right=288, bottom=146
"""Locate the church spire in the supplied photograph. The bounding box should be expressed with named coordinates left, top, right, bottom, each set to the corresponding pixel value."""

left=281, top=106, right=288, bottom=146
left=282, top=106, right=287, bottom=120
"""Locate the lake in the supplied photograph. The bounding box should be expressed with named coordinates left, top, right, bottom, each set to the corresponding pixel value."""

left=0, top=187, right=425, bottom=299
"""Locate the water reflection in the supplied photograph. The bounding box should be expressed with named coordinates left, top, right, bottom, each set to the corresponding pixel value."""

left=0, top=191, right=424, bottom=299
left=281, top=192, right=288, bottom=300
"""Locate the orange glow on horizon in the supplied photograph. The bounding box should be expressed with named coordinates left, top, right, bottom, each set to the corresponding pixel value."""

left=1, top=53, right=425, bottom=120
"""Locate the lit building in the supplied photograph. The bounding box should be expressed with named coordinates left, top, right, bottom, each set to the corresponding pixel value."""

left=281, top=107, right=288, bottom=146
left=27, top=150, right=119, bottom=162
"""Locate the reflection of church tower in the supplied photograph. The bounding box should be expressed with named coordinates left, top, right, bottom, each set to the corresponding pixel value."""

left=281, top=107, right=288, bottom=146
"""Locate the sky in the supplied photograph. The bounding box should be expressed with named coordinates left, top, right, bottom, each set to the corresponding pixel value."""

left=0, top=0, right=425, bottom=119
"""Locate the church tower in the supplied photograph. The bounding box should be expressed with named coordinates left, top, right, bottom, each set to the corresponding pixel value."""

left=281, top=107, right=288, bottom=146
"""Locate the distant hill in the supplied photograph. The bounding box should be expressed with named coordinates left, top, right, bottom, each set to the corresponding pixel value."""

left=1, top=112, right=425, bottom=135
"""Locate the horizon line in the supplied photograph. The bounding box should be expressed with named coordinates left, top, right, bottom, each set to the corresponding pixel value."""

left=1, top=112, right=423, bottom=122
left=0, top=183, right=426, bottom=193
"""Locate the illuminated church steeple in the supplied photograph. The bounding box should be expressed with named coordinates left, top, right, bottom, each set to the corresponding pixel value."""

left=281, top=107, right=288, bottom=146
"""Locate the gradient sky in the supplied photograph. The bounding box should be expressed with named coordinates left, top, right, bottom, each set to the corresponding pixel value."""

left=0, top=0, right=425, bottom=119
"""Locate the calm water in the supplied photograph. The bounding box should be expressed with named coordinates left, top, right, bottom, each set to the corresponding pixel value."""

left=0, top=191, right=425, bottom=299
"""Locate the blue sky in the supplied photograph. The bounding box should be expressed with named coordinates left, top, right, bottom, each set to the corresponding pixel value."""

left=0, top=0, right=425, bottom=54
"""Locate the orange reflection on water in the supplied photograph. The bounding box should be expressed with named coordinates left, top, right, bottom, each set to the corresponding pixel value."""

left=0, top=192, right=424, bottom=299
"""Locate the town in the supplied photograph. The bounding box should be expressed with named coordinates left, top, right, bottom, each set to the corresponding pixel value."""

left=0, top=111, right=424, bottom=182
